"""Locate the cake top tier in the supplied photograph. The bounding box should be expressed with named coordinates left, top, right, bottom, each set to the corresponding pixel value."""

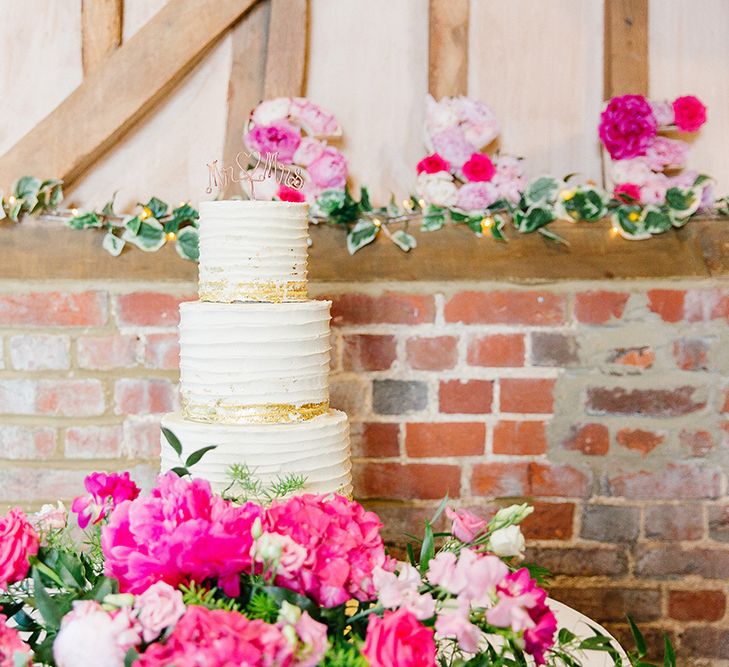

left=198, top=200, right=310, bottom=303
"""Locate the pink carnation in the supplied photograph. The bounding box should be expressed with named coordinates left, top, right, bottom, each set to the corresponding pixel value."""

left=462, top=153, right=496, bottom=182
left=134, top=581, right=186, bottom=643
left=455, top=182, right=498, bottom=212
left=277, top=184, right=306, bottom=202
left=307, top=146, right=347, bottom=190
left=613, top=182, right=642, bottom=204
left=265, top=494, right=390, bottom=607
left=101, top=472, right=263, bottom=596
left=431, top=127, right=477, bottom=168
left=0, top=614, right=31, bottom=667
left=245, top=120, right=302, bottom=163
left=72, top=472, right=140, bottom=530
left=136, top=606, right=294, bottom=667
left=0, top=508, right=39, bottom=589
left=673, top=95, right=707, bottom=132
left=644, top=136, right=689, bottom=170
left=599, top=95, right=657, bottom=160
left=416, top=153, right=451, bottom=175
left=363, top=608, right=436, bottom=667
left=446, top=507, right=488, bottom=542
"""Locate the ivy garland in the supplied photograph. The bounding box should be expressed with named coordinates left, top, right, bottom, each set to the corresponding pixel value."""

left=0, top=172, right=720, bottom=261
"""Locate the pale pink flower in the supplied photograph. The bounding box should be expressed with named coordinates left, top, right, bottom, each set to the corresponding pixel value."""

left=291, top=611, right=328, bottom=667
left=426, top=551, right=467, bottom=595
left=133, top=581, right=186, bottom=643
left=363, top=608, right=436, bottom=667
left=455, top=182, right=499, bottom=212
left=644, top=137, right=689, bottom=170
left=435, top=605, right=482, bottom=653
left=252, top=98, right=292, bottom=125
left=446, top=507, right=488, bottom=542
left=290, top=98, right=341, bottom=137
left=0, top=508, right=39, bottom=589
left=461, top=553, right=509, bottom=608
left=416, top=172, right=458, bottom=207
left=494, top=155, right=524, bottom=180
left=0, top=614, right=31, bottom=667
left=425, top=94, right=460, bottom=136
left=668, top=169, right=698, bottom=189
left=493, top=174, right=526, bottom=203
left=431, top=127, right=476, bottom=168
left=373, top=564, right=435, bottom=620
left=610, top=158, right=652, bottom=186
left=252, top=532, right=308, bottom=578
left=307, top=146, right=348, bottom=190
left=292, top=137, right=325, bottom=166
left=245, top=120, right=302, bottom=163
left=32, top=502, right=67, bottom=532
left=651, top=100, right=675, bottom=127
left=640, top=173, right=668, bottom=205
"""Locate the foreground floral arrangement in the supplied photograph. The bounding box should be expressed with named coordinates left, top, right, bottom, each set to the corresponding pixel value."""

left=0, top=462, right=674, bottom=666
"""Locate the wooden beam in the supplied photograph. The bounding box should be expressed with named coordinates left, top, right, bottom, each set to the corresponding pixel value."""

left=428, top=0, right=469, bottom=98
left=263, top=0, right=309, bottom=98
left=222, top=0, right=271, bottom=197
left=0, top=0, right=261, bottom=192
left=604, top=0, right=649, bottom=98
left=81, top=0, right=123, bottom=76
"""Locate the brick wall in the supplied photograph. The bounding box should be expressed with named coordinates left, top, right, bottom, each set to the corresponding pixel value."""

left=1, top=280, right=728, bottom=664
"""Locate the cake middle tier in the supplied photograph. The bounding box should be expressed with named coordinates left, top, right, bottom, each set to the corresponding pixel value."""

left=179, top=300, right=332, bottom=424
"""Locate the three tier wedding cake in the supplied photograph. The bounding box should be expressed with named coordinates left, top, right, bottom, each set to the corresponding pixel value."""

left=159, top=200, right=352, bottom=496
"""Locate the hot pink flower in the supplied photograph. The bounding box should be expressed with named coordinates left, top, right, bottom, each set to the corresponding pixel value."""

left=0, top=614, right=31, bottom=667
left=363, top=608, right=436, bottom=667
left=462, top=153, right=496, bottom=182
left=101, top=473, right=263, bottom=596
left=431, top=127, right=476, bottom=168
left=673, top=95, right=707, bottom=132
left=136, top=606, right=294, bottom=667
left=307, top=146, right=348, bottom=190
left=134, top=581, right=186, bottom=643
left=245, top=121, right=302, bottom=163
left=72, top=472, right=140, bottom=530
left=613, top=182, right=642, bottom=204
left=416, top=153, right=451, bottom=175
left=0, top=508, right=39, bottom=589
left=644, top=136, right=689, bottom=170
left=599, top=95, right=657, bottom=160
left=524, top=603, right=558, bottom=666
left=446, top=507, right=488, bottom=542
left=277, top=184, right=306, bottom=203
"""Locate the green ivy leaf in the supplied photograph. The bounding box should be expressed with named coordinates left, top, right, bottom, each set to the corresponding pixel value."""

left=316, top=189, right=348, bottom=215
left=665, top=187, right=700, bottom=218
left=562, top=188, right=607, bottom=222
left=421, top=206, right=445, bottom=232
left=14, top=176, right=41, bottom=203
left=642, top=208, right=672, bottom=233
left=102, top=233, right=125, bottom=257
left=489, top=214, right=507, bottom=241
left=101, top=195, right=117, bottom=218
left=524, top=176, right=559, bottom=206
left=8, top=201, right=22, bottom=222
left=514, top=205, right=555, bottom=233
left=145, top=196, right=169, bottom=219
left=359, top=187, right=372, bottom=212
left=67, top=212, right=101, bottom=230
left=124, top=216, right=142, bottom=235
left=175, top=227, right=199, bottom=261
left=390, top=229, right=417, bottom=252
left=170, top=203, right=199, bottom=228
left=123, top=218, right=165, bottom=252
left=346, top=219, right=378, bottom=254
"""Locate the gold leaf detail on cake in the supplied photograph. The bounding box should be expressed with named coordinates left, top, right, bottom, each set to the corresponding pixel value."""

left=181, top=399, right=330, bottom=424
left=199, top=280, right=308, bottom=303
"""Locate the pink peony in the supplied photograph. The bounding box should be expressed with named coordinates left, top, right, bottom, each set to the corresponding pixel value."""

left=136, top=606, right=293, bottom=667
left=640, top=173, right=668, bottom=205
left=446, top=507, right=488, bottom=542
left=455, top=182, right=498, bottom=212
left=431, top=127, right=476, bottom=168
left=599, top=95, right=657, bottom=160
left=493, top=174, right=526, bottom=203
left=0, top=508, right=39, bottom=589
left=644, top=136, right=689, bottom=170
left=462, top=153, right=496, bottom=182
left=307, top=146, right=348, bottom=190
left=494, top=154, right=524, bottom=179
left=265, top=494, right=390, bottom=607
left=651, top=100, right=675, bottom=127
left=0, top=614, right=31, bottom=667
left=610, top=157, right=652, bottom=186
left=277, top=184, right=306, bottom=203
left=416, top=153, right=451, bottom=175
left=290, top=98, right=341, bottom=137
left=363, top=608, right=436, bottom=667
left=673, top=95, right=707, bottom=132
left=72, top=472, right=140, bottom=530
left=245, top=121, right=302, bottom=163
left=613, top=182, right=642, bottom=204
left=101, top=472, right=263, bottom=596
left=251, top=98, right=291, bottom=126
left=133, top=581, right=186, bottom=643
left=292, top=137, right=325, bottom=166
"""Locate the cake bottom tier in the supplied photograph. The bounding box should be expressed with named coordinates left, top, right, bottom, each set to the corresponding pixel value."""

left=160, top=410, right=352, bottom=497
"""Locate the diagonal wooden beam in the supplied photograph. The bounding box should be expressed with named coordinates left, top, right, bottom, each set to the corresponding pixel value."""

left=0, top=0, right=260, bottom=191
left=604, top=0, right=649, bottom=98
left=263, top=0, right=308, bottom=98
left=82, top=0, right=123, bottom=76
left=428, top=0, right=469, bottom=98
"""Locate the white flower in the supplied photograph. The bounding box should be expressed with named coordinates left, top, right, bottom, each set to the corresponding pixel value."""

left=32, top=501, right=67, bottom=531
left=278, top=600, right=303, bottom=625
left=487, top=525, right=526, bottom=558
left=251, top=531, right=307, bottom=577
left=252, top=97, right=292, bottom=126
left=610, top=158, right=652, bottom=185
left=425, top=94, right=460, bottom=139
left=492, top=503, right=534, bottom=527
left=416, top=171, right=458, bottom=207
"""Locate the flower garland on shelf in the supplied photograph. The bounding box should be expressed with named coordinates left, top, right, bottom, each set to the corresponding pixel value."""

left=0, top=93, right=721, bottom=259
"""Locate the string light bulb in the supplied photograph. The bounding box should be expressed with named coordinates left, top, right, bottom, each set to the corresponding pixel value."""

left=70, top=208, right=79, bottom=216
left=481, top=216, right=494, bottom=233
left=560, top=189, right=575, bottom=201
left=610, top=226, right=620, bottom=237
left=372, top=217, right=382, bottom=228
left=7, top=196, right=16, bottom=205
left=139, top=206, right=152, bottom=220
left=628, top=211, right=640, bottom=222
left=166, top=231, right=177, bottom=241
left=402, top=199, right=413, bottom=211
left=418, top=198, right=426, bottom=209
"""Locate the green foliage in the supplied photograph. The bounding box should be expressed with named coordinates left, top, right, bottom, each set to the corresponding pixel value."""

left=175, top=226, right=199, bottom=261
left=245, top=590, right=280, bottom=623
left=223, top=463, right=307, bottom=504
left=180, top=581, right=241, bottom=612
left=319, top=642, right=369, bottom=667
left=347, top=219, right=379, bottom=254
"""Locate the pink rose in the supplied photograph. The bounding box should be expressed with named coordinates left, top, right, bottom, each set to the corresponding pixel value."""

left=431, top=127, right=476, bottom=168
left=290, top=98, right=341, bottom=137
left=446, top=507, right=488, bottom=542
left=277, top=184, right=306, bottom=203
left=0, top=614, right=31, bottom=667
left=455, top=182, right=498, bottom=212
left=651, top=100, right=675, bottom=127
left=0, top=508, right=39, bottom=589
left=363, top=608, right=436, bottom=667
left=245, top=121, right=302, bottom=163
left=493, top=174, right=526, bottom=203
left=673, top=95, right=707, bottom=132
left=462, top=153, right=496, bottom=182
left=307, top=146, right=348, bottom=190
left=291, top=611, right=328, bottom=667
left=134, top=581, right=186, bottom=642
left=31, top=501, right=67, bottom=533
left=613, top=182, right=641, bottom=204
left=599, top=95, right=657, bottom=160
left=416, top=153, right=451, bottom=175
left=292, top=137, right=325, bottom=166
left=644, top=136, right=689, bottom=170
left=72, top=472, right=140, bottom=530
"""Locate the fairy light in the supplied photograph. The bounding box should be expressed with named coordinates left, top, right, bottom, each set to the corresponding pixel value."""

left=560, top=189, right=575, bottom=201
left=480, top=216, right=493, bottom=233
left=402, top=199, right=413, bottom=211
left=139, top=206, right=152, bottom=220
left=418, top=198, right=426, bottom=209
left=166, top=231, right=177, bottom=241
left=372, top=217, right=382, bottom=228
left=70, top=208, right=79, bottom=216
left=7, top=196, right=15, bottom=205
left=628, top=211, right=640, bottom=222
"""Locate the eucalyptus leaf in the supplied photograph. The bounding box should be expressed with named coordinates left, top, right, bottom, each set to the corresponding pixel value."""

left=102, top=233, right=125, bottom=257
left=175, top=226, right=200, bottom=261
left=390, top=229, right=417, bottom=252
left=346, top=219, right=378, bottom=254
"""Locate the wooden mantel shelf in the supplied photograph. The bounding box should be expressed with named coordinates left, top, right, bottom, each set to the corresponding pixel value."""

left=1, top=218, right=728, bottom=283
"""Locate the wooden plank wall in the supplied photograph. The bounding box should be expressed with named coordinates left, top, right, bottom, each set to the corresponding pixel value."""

left=1, top=0, right=728, bottom=208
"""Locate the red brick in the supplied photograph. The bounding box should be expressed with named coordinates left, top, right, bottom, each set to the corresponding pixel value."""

left=471, top=462, right=590, bottom=498
left=499, top=378, right=555, bottom=414
left=668, top=590, right=726, bottom=622
left=36, top=380, right=105, bottom=417
left=351, top=422, right=400, bottom=458
left=65, top=425, right=123, bottom=459
left=636, top=545, right=729, bottom=579
left=405, top=422, right=485, bottom=457
left=525, top=547, right=627, bottom=577
left=608, top=346, right=654, bottom=369
left=673, top=338, right=711, bottom=371
left=645, top=504, right=704, bottom=541
left=529, top=463, right=590, bottom=497
left=521, top=502, right=575, bottom=540
left=77, top=334, right=139, bottom=370
left=647, top=289, right=685, bottom=322
left=0, top=468, right=94, bottom=503
left=550, top=587, right=661, bottom=623
left=439, top=380, right=493, bottom=414
left=562, top=423, right=609, bottom=456
left=608, top=463, right=722, bottom=499
left=144, top=333, right=180, bottom=370
left=680, top=429, right=714, bottom=457
left=342, top=334, right=397, bottom=371
left=681, top=627, right=729, bottom=661
left=685, top=288, right=729, bottom=322
left=9, top=334, right=70, bottom=370
left=586, top=385, right=706, bottom=416
left=406, top=336, right=458, bottom=370
left=574, top=291, right=629, bottom=324
left=115, top=292, right=193, bottom=327
left=0, top=426, right=56, bottom=460
left=0, top=291, right=107, bottom=327
left=444, top=290, right=565, bottom=325
left=329, top=292, right=435, bottom=325
left=467, top=334, right=525, bottom=367
left=492, top=420, right=547, bottom=455
left=114, top=379, right=178, bottom=415
left=123, top=419, right=162, bottom=458
left=616, top=428, right=665, bottom=455
left=353, top=462, right=461, bottom=500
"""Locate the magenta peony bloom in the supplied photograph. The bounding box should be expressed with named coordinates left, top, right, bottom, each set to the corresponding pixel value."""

left=307, top=146, right=348, bottom=190
left=416, top=153, right=451, bottom=175
left=101, top=473, right=263, bottom=595
left=599, top=95, right=657, bottom=160
left=135, top=606, right=294, bottom=667
left=72, top=471, right=140, bottom=530
left=445, top=507, right=488, bottom=543
left=462, top=153, right=496, bottom=182
left=363, top=608, right=436, bottom=667
left=0, top=613, right=31, bottom=667
left=277, top=184, right=306, bottom=202
left=245, top=120, right=302, bottom=163
left=0, top=508, right=39, bottom=590
left=524, top=603, right=558, bottom=666
left=673, top=95, right=707, bottom=132
left=613, top=182, right=642, bottom=204
left=265, top=494, right=390, bottom=607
